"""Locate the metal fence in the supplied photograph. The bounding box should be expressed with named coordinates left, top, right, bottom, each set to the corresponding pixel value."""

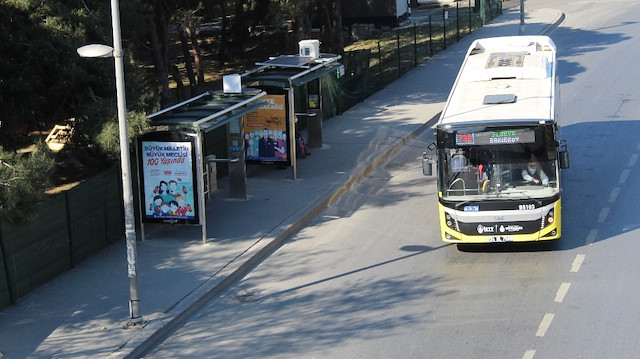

left=340, top=0, right=503, bottom=99
left=0, top=166, right=124, bottom=308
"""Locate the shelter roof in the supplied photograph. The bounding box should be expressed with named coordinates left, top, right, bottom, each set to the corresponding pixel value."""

left=243, top=53, right=343, bottom=87
left=147, top=90, right=267, bottom=133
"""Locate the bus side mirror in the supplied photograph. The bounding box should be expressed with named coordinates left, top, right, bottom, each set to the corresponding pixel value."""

left=558, top=140, right=570, bottom=169
left=422, top=152, right=434, bottom=176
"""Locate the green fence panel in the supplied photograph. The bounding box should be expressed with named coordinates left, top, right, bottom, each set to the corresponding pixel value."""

left=323, top=49, right=370, bottom=117
left=66, top=166, right=123, bottom=264
left=0, top=230, right=11, bottom=307
left=0, top=166, right=124, bottom=309
left=1, top=195, right=71, bottom=302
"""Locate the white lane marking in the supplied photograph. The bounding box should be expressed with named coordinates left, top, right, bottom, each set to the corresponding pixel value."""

left=619, top=169, right=630, bottom=184
left=523, top=349, right=536, bottom=359
left=609, top=188, right=620, bottom=203
left=597, top=208, right=610, bottom=223
left=555, top=282, right=571, bottom=303
left=629, top=154, right=639, bottom=167
left=536, top=313, right=555, bottom=337
left=571, top=254, right=585, bottom=273
left=586, top=229, right=598, bottom=244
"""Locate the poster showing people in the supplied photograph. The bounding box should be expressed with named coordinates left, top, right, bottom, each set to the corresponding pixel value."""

left=244, top=94, right=288, bottom=163
left=138, top=132, right=199, bottom=224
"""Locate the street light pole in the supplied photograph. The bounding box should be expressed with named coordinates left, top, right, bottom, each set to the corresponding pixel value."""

left=109, top=0, right=143, bottom=328
left=77, top=1, right=141, bottom=328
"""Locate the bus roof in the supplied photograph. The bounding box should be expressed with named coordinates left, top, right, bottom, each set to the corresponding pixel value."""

left=436, top=36, right=557, bottom=128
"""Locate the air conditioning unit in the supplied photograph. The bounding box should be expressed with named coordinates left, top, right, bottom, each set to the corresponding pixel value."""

left=223, top=74, right=242, bottom=93
left=299, top=39, right=320, bottom=60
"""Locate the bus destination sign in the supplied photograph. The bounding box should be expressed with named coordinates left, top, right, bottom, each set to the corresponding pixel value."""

left=455, top=129, right=535, bottom=146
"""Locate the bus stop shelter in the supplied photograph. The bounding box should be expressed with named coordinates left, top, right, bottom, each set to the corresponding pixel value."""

left=138, top=90, right=267, bottom=243
left=242, top=51, right=343, bottom=180
left=136, top=44, right=342, bottom=244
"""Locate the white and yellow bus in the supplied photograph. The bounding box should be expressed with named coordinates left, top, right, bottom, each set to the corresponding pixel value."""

left=424, top=36, right=569, bottom=243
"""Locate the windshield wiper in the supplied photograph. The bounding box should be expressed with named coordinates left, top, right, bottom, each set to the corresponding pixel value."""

left=454, top=199, right=477, bottom=209
left=505, top=190, right=543, bottom=206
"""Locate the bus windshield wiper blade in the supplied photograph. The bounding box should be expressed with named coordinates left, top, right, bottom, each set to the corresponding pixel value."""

left=506, top=190, right=543, bottom=206
left=454, top=199, right=475, bottom=209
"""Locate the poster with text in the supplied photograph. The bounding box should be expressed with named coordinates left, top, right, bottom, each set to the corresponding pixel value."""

left=244, top=94, right=288, bottom=163
left=138, top=133, right=199, bottom=224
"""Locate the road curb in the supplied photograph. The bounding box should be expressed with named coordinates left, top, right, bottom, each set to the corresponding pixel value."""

left=123, top=116, right=436, bottom=358
left=542, top=11, right=565, bottom=35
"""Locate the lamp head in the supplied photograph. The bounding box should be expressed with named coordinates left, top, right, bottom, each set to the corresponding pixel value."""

left=77, top=44, right=114, bottom=58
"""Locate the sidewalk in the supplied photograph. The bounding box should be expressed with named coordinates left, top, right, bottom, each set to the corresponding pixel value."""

left=0, top=4, right=564, bottom=359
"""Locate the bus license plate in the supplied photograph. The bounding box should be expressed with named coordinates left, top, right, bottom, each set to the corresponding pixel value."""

left=488, top=236, right=513, bottom=243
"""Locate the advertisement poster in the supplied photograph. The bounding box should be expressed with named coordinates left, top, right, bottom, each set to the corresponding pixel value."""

left=244, top=94, right=288, bottom=163
left=138, top=132, right=199, bottom=224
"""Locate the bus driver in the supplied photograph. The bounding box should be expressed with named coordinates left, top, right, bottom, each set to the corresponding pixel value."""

left=522, top=160, right=549, bottom=186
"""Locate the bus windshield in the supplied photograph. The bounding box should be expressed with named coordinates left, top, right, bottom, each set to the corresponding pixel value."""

left=437, top=124, right=559, bottom=201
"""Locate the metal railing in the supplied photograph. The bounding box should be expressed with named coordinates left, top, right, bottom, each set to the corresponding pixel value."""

left=356, top=0, right=503, bottom=94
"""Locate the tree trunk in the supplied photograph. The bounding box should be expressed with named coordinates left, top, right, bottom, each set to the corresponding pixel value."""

left=319, top=1, right=332, bottom=51
left=169, top=64, right=186, bottom=101
left=317, top=0, right=344, bottom=54
left=331, top=0, right=344, bottom=54
left=295, top=11, right=312, bottom=45
left=232, top=0, right=249, bottom=57
left=148, top=6, right=173, bottom=108
left=178, top=29, right=197, bottom=96
left=219, top=1, right=229, bottom=63
left=186, top=25, right=205, bottom=87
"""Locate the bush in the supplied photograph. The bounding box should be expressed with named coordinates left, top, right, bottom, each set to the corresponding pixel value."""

left=0, top=142, right=56, bottom=226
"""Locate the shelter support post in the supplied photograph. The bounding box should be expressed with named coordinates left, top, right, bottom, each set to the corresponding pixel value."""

left=287, top=83, right=298, bottom=180
left=226, top=118, right=247, bottom=199
left=305, top=78, right=323, bottom=148
left=196, top=129, right=208, bottom=244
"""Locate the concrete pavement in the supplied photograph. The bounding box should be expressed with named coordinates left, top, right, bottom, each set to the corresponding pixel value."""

left=0, top=3, right=564, bottom=358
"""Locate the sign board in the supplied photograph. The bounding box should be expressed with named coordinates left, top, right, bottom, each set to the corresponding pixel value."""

left=455, top=129, right=536, bottom=146
left=137, top=131, right=200, bottom=224
left=243, top=90, right=290, bottom=164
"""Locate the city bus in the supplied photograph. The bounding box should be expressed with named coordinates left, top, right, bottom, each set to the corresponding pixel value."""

left=423, top=35, right=569, bottom=244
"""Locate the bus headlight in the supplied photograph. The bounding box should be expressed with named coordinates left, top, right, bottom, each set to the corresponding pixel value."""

left=445, top=213, right=459, bottom=230
left=542, top=209, right=555, bottom=228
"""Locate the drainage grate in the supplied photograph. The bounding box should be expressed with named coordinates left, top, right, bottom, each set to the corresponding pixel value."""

left=232, top=292, right=260, bottom=303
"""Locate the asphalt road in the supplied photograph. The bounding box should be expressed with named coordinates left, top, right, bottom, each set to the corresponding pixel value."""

left=144, top=1, right=640, bottom=358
